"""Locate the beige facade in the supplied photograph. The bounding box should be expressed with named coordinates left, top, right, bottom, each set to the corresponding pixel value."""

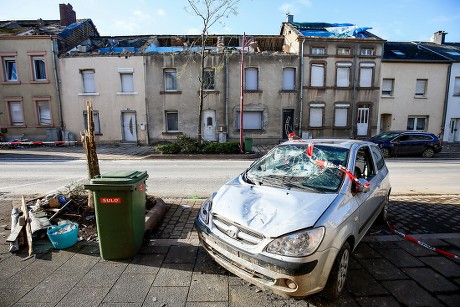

left=59, top=55, right=148, bottom=144
left=282, top=22, right=385, bottom=139
left=0, top=36, right=62, bottom=140
left=145, top=42, right=299, bottom=145
left=379, top=62, right=449, bottom=135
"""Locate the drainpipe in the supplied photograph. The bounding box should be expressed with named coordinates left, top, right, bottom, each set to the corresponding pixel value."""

left=143, top=56, right=151, bottom=144
left=298, top=38, right=305, bottom=135
left=350, top=45, right=358, bottom=139
left=51, top=35, right=64, bottom=140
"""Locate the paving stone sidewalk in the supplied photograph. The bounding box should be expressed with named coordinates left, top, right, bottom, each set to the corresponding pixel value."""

left=2, top=195, right=459, bottom=306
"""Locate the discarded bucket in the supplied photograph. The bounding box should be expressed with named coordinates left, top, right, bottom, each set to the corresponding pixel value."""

left=47, top=222, right=79, bottom=249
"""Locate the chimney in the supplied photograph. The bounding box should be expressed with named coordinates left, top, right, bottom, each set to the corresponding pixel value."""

left=59, top=3, right=77, bottom=26
left=431, top=30, right=447, bottom=45
left=286, top=14, right=294, bottom=23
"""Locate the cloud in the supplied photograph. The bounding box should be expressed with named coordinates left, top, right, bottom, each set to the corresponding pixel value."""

left=156, top=8, right=166, bottom=17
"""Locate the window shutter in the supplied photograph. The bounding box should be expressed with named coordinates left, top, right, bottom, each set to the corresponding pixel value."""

left=359, top=67, right=372, bottom=87
left=336, top=67, right=350, bottom=87
left=311, top=64, right=324, bottom=87
left=454, top=77, right=460, bottom=95
left=10, top=102, right=24, bottom=125
left=283, top=68, right=295, bottom=90
left=335, top=108, right=348, bottom=126
left=415, top=80, right=426, bottom=95
left=309, top=108, right=323, bottom=127
left=83, top=71, right=95, bottom=93
left=121, top=74, right=134, bottom=92
left=245, top=68, right=258, bottom=90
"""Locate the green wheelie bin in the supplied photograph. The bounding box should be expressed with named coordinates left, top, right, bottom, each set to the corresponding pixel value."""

left=84, top=170, right=148, bottom=260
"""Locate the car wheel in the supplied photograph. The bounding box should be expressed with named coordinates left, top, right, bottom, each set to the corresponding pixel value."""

left=323, top=242, right=350, bottom=301
left=377, top=193, right=389, bottom=224
left=380, top=147, right=390, bottom=158
left=422, top=148, right=435, bottom=158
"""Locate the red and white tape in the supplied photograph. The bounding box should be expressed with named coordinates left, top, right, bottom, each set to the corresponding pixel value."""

left=386, top=222, right=460, bottom=261
left=0, top=141, right=77, bottom=146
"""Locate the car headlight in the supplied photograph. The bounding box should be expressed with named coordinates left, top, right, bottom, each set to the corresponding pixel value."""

left=265, top=227, right=325, bottom=257
left=198, top=197, right=213, bottom=224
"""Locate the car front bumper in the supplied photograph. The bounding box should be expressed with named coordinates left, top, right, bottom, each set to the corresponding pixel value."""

left=195, top=217, right=336, bottom=298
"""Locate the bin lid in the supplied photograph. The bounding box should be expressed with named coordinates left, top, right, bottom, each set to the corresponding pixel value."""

left=85, top=170, right=148, bottom=190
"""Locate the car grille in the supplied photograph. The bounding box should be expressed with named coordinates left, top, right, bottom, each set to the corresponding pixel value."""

left=212, top=214, right=265, bottom=245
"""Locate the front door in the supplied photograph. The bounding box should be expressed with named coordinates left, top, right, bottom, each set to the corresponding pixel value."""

left=380, top=114, right=392, bottom=132
left=122, top=112, right=137, bottom=143
left=448, top=119, right=459, bottom=142
left=203, top=110, right=216, bottom=141
left=282, top=109, right=295, bottom=140
left=357, top=107, right=369, bottom=136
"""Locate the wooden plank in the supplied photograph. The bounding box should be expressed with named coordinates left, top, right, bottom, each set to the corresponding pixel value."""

left=6, top=225, right=23, bottom=242
left=22, top=196, right=33, bottom=256
left=49, top=200, right=73, bottom=221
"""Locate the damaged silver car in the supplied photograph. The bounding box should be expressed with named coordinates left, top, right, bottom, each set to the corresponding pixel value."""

left=195, top=139, right=391, bottom=299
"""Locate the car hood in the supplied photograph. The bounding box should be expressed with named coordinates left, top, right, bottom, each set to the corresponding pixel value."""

left=211, top=177, right=338, bottom=237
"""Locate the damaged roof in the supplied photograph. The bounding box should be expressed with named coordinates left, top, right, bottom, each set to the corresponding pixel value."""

left=66, top=34, right=285, bottom=55
left=286, top=21, right=382, bottom=39
left=0, top=18, right=100, bottom=54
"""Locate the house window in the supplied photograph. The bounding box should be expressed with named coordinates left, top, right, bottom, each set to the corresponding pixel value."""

left=32, top=56, right=46, bottom=81
left=2, top=57, right=18, bottom=81
left=407, top=116, right=427, bottom=131
left=83, top=110, right=101, bottom=134
left=236, top=111, right=263, bottom=130
left=311, top=63, right=325, bottom=87
left=336, top=62, right=351, bottom=87
left=164, top=68, right=177, bottom=91
left=245, top=67, right=258, bottom=90
left=203, top=68, right=215, bottom=90
left=166, top=111, right=179, bottom=131
left=415, top=79, right=427, bottom=97
left=282, top=67, right=295, bottom=90
left=337, top=47, right=351, bottom=56
left=7, top=100, right=25, bottom=126
left=382, top=79, right=394, bottom=96
left=454, top=77, right=460, bottom=96
left=120, top=73, right=134, bottom=92
left=334, top=104, right=350, bottom=127
left=35, top=99, right=51, bottom=126
left=360, top=48, right=375, bottom=56
left=359, top=63, right=375, bottom=87
left=311, top=47, right=326, bottom=55
left=81, top=70, right=96, bottom=93
left=309, top=104, right=324, bottom=127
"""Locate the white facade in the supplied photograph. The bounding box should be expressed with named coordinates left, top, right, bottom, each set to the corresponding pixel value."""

left=59, top=55, right=147, bottom=144
left=378, top=62, right=449, bottom=136
left=443, top=63, right=460, bottom=142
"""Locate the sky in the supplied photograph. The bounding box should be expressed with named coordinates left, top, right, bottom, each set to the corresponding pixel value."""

left=1, top=0, right=460, bottom=42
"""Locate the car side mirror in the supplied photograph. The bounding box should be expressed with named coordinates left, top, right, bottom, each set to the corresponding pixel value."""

left=356, top=178, right=370, bottom=193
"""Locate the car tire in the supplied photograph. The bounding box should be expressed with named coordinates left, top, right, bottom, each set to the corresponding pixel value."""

left=377, top=193, right=389, bottom=224
left=323, top=242, right=350, bottom=301
left=422, top=147, right=435, bottom=158
left=380, top=147, right=390, bottom=158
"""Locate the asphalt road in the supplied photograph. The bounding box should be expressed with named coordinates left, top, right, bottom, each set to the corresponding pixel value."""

left=0, top=159, right=459, bottom=198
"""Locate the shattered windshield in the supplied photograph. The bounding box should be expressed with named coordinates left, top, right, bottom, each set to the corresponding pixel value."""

left=245, top=144, right=349, bottom=192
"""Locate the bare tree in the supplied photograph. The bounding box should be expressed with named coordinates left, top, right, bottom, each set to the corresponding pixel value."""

left=186, top=0, right=240, bottom=144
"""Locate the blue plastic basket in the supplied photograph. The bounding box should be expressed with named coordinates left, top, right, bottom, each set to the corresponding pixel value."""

left=47, top=222, right=79, bottom=249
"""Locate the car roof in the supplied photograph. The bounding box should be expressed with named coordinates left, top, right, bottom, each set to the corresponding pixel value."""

left=280, top=138, right=374, bottom=150
left=387, top=130, right=435, bottom=135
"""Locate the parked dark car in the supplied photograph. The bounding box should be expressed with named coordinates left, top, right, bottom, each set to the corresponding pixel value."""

left=367, top=131, right=442, bottom=158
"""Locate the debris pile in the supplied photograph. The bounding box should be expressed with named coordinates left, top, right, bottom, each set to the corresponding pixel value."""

left=6, top=192, right=97, bottom=255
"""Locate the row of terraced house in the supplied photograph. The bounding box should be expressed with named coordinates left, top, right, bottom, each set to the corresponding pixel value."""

left=1, top=4, right=460, bottom=146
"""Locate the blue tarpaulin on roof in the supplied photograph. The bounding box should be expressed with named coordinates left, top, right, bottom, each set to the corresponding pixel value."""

left=292, top=22, right=372, bottom=38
